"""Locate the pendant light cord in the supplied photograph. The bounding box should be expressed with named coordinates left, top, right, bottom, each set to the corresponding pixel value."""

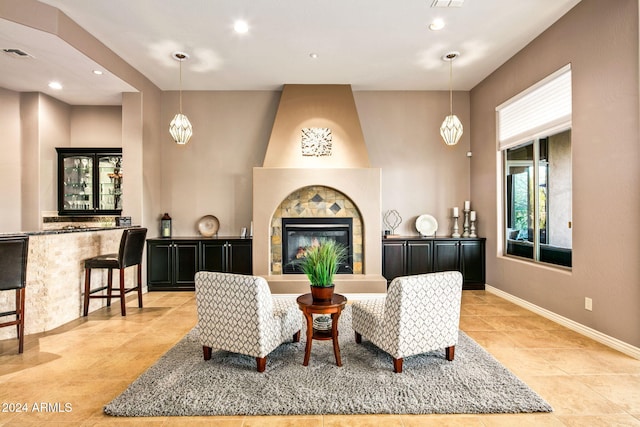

left=449, top=59, right=453, bottom=115
left=179, top=59, right=183, bottom=114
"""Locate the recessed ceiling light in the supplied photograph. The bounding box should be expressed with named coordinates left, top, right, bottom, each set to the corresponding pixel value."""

left=48, top=81, right=62, bottom=90
left=442, top=51, right=460, bottom=61
left=309, top=52, right=319, bottom=59
left=92, top=70, right=103, bottom=75
left=429, top=18, right=445, bottom=31
left=234, top=20, right=249, bottom=34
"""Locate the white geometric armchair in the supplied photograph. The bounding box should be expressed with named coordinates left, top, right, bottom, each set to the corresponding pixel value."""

left=352, top=271, right=463, bottom=373
left=194, top=271, right=302, bottom=372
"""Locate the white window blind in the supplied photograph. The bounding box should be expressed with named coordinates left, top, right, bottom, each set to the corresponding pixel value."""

left=497, top=65, right=572, bottom=150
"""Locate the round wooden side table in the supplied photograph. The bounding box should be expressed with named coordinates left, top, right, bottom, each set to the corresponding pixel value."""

left=296, top=293, right=347, bottom=367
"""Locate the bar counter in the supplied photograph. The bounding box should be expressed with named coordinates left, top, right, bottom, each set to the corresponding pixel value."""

left=0, top=226, right=139, bottom=341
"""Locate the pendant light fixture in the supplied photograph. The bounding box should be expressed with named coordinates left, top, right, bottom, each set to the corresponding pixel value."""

left=169, top=52, right=193, bottom=145
left=440, top=51, right=463, bottom=146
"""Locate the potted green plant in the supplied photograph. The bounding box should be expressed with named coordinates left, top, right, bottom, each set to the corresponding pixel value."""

left=298, top=239, right=347, bottom=302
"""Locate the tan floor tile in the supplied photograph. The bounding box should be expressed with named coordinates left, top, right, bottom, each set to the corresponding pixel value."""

left=518, top=348, right=639, bottom=376
left=159, top=416, right=245, bottom=427
left=476, top=413, right=566, bottom=426
left=462, top=302, right=531, bottom=317
left=463, top=330, right=519, bottom=349
left=502, top=329, right=587, bottom=350
left=525, top=375, right=628, bottom=415
left=81, top=416, right=169, bottom=426
left=557, top=414, right=640, bottom=426
left=578, top=375, right=640, bottom=413
left=480, top=315, right=564, bottom=331
left=459, top=315, right=497, bottom=331
left=401, top=414, right=485, bottom=426
left=242, top=415, right=323, bottom=427
left=324, top=414, right=404, bottom=426
left=487, top=347, right=569, bottom=377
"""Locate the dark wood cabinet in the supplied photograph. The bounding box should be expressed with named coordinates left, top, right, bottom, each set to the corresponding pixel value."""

left=200, top=239, right=253, bottom=275
left=382, top=237, right=485, bottom=290
left=56, top=147, right=123, bottom=215
left=433, top=240, right=460, bottom=272
left=147, top=237, right=252, bottom=291
left=147, top=239, right=199, bottom=290
left=407, top=240, right=433, bottom=275
left=459, top=240, right=485, bottom=285
left=381, top=240, right=406, bottom=283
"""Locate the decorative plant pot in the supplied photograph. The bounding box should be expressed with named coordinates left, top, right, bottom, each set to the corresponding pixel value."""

left=310, top=285, right=334, bottom=303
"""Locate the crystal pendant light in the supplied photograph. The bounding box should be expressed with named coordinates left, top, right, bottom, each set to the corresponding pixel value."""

left=440, top=52, right=463, bottom=146
left=169, top=52, right=193, bottom=145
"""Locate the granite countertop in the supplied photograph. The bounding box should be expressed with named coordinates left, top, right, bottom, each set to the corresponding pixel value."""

left=0, top=225, right=139, bottom=238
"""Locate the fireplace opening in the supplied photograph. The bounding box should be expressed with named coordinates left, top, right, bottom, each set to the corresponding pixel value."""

left=282, top=217, right=353, bottom=274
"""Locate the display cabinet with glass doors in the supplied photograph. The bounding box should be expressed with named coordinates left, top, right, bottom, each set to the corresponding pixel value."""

left=56, top=148, right=123, bottom=215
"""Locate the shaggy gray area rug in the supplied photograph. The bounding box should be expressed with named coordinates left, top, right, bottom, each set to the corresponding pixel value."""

left=105, top=307, right=552, bottom=416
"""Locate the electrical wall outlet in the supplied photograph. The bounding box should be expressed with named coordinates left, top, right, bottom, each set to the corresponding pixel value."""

left=585, top=297, right=593, bottom=311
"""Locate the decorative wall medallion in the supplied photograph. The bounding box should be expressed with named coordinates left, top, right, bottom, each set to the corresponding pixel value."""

left=301, top=128, right=332, bottom=157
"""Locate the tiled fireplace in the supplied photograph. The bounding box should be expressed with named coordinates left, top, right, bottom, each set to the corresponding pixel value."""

left=273, top=186, right=361, bottom=275
left=253, top=84, right=387, bottom=294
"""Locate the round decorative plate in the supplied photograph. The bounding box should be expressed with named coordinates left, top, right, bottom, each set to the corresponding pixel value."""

left=197, top=215, right=220, bottom=237
left=415, top=214, right=438, bottom=237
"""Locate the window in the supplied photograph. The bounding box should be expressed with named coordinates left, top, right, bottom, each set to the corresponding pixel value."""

left=498, top=66, right=572, bottom=268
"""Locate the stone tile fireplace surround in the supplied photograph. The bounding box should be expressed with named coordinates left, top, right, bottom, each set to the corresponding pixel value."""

left=253, top=168, right=386, bottom=294
left=272, top=185, right=362, bottom=275
left=253, top=84, right=386, bottom=294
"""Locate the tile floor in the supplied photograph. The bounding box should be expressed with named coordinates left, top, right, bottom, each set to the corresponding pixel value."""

left=1, top=290, right=639, bottom=426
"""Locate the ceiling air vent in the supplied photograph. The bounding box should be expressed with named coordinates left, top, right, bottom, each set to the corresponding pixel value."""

left=2, top=48, right=34, bottom=58
left=431, top=0, right=464, bottom=7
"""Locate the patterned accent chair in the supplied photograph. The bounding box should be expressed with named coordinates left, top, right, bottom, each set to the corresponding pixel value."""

left=352, top=271, right=463, bottom=373
left=194, top=271, right=302, bottom=372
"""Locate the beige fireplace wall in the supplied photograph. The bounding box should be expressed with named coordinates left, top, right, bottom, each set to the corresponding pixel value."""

left=151, top=88, right=469, bottom=239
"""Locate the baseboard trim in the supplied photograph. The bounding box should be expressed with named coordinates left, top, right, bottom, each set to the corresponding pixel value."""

left=486, top=285, right=640, bottom=360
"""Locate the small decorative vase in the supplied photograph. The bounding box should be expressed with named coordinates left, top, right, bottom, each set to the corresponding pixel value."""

left=310, top=285, right=334, bottom=303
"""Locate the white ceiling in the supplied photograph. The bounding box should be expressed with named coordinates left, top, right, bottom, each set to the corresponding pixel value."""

left=1, top=0, right=581, bottom=105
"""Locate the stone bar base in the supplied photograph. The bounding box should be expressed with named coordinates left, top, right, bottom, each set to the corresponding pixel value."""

left=0, top=228, right=141, bottom=341
left=262, top=274, right=387, bottom=295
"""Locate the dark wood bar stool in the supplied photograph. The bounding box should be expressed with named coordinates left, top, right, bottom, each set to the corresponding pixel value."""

left=83, top=228, right=147, bottom=316
left=0, top=235, right=29, bottom=354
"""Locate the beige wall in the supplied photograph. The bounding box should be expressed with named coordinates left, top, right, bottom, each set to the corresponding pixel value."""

left=70, top=106, right=122, bottom=147
left=470, top=0, right=640, bottom=347
left=158, top=90, right=471, bottom=239
left=356, top=91, right=471, bottom=236
left=39, top=95, right=71, bottom=216
left=158, top=90, right=279, bottom=237
left=0, top=88, right=21, bottom=232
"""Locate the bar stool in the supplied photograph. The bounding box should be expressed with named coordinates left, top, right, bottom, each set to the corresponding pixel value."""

left=83, top=228, right=147, bottom=316
left=0, top=235, right=29, bottom=354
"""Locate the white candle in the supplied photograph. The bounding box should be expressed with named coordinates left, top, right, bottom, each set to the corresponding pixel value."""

left=470, top=211, right=476, bottom=221
left=464, top=200, right=470, bottom=210
left=453, top=207, right=459, bottom=217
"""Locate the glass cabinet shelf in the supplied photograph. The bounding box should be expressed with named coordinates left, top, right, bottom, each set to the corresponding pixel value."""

left=56, top=148, right=123, bottom=215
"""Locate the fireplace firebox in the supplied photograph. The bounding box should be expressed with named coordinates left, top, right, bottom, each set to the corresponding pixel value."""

left=282, top=217, right=353, bottom=274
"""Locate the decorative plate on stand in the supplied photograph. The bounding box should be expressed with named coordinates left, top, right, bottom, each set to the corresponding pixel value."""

left=415, top=214, right=438, bottom=237
left=197, top=215, right=220, bottom=237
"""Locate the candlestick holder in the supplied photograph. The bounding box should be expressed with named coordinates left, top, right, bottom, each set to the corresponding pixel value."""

left=451, top=216, right=460, bottom=238
left=462, top=209, right=470, bottom=238
left=469, top=218, right=477, bottom=238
